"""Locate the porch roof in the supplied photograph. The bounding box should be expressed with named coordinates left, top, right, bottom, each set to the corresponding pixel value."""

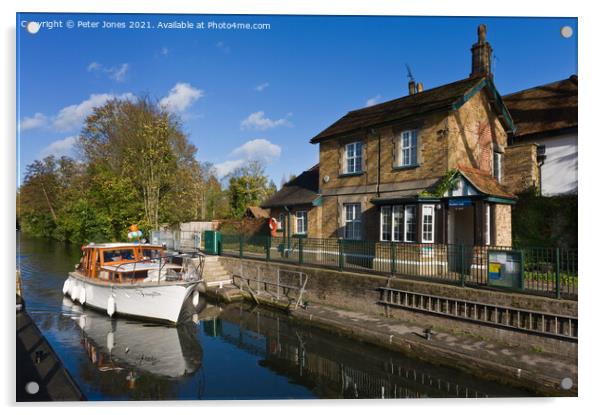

left=371, top=169, right=516, bottom=205
left=457, top=167, right=516, bottom=199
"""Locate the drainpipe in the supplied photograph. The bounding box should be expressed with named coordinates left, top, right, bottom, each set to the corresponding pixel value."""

left=370, top=128, right=381, bottom=197
left=536, top=144, right=547, bottom=196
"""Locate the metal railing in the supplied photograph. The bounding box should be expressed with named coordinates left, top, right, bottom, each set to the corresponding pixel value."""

left=112, top=252, right=206, bottom=284
left=217, top=234, right=577, bottom=300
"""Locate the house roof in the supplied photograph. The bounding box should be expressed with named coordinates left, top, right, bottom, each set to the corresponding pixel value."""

left=503, top=75, right=577, bottom=139
left=261, top=164, right=320, bottom=208
left=310, top=76, right=513, bottom=143
left=244, top=206, right=270, bottom=219
left=457, top=166, right=516, bottom=199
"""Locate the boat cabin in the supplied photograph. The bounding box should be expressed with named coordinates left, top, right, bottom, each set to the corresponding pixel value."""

left=77, top=243, right=177, bottom=283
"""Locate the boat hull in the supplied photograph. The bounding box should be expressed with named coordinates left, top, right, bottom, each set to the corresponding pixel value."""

left=65, top=272, right=199, bottom=324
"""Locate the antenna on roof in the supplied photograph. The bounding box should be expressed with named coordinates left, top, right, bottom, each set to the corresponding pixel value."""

left=406, top=64, right=419, bottom=95
left=405, top=64, right=415, bottom=82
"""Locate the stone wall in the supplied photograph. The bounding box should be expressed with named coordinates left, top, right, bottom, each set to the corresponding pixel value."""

left=504, top=143, right=539, bottom=194
left=218, top=256, right=577, bottom=355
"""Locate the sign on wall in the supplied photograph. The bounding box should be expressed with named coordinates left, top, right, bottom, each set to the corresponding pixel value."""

left=487, top=249, right=523, bottom=289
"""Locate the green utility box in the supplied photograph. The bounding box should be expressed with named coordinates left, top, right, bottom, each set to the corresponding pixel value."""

left=203, top=230, right=222, bottom=255
left=487, top=249, right=524, bottom=290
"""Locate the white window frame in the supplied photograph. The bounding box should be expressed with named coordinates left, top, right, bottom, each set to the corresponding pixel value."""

left=277, top=213, right=285, bottom=231
left=399, top=130, right=418, bottom=167
left=421, top=204, right=435, bottom=243
left=295, top=210, right=307, bottom=235
left=344, top=203, right=362, bottom=240
left=345, top=141, right=363, bottom=174
left=404, top=205, right=417, bottom=242
left=392, top=206, right=403, bottom=242
left=380, top=206, right=392, bottom=241
left=484, top=203, right=491, bottom=246
left=493, top=152, right=502, bottom=182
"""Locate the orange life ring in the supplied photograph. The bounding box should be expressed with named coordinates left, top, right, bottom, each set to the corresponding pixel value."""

left=268, top=217, right=278, bottom=236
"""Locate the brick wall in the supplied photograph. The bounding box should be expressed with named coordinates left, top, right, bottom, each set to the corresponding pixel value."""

left=504, top=143, right=539, bottom=194
left=447, top=90, right=508, bottom=177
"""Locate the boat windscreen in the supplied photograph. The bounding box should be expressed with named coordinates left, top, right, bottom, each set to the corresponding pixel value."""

left=142, top=249, right=163, bottom=260
left=103, top=249, right=136, bottom=263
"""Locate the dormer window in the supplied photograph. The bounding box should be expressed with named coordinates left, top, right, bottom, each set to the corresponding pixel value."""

left=399, top=130, right=418, bottom=167
left=345, top=141, right=363, bottom=174
left=493, top=152, right=502, bottom=182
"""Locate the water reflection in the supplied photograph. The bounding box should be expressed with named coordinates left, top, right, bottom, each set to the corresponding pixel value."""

left=62, top=297, right=203, bottom=378
left=209, top=304, right=529, bottom=399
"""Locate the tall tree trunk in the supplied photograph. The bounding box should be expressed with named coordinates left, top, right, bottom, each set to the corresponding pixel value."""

left=40, top=183, right=57, bottom=222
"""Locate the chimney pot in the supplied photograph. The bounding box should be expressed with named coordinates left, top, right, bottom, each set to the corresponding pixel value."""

left=408, top=80, right=416, bottom=95
left=470, top=24, right=493, bottom=79
left=417, top=82, right=424, bottom=93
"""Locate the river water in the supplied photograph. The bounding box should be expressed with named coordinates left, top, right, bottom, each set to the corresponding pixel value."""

left=17, top=234, right=531, bottom=400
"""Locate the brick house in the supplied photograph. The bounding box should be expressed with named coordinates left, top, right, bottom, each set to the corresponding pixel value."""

left=264, top=25, right=517, bottom=247
left=262, top=164, right=322, bottom=239
left=503, top=76, right=578, bottom=196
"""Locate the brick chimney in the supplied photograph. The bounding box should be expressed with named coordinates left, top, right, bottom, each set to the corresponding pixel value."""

left=470, top=24, right=493, bottom=79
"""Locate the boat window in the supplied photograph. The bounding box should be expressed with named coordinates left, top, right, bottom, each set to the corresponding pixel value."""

left=142, top=249, right=162, bottom=260
left=103, top=249, right=135, bottom=263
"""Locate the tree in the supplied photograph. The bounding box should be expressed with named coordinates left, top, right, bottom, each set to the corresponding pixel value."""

left=79, top=96, right=200, bottom=230
left=227, top=160, right=273, bottom=218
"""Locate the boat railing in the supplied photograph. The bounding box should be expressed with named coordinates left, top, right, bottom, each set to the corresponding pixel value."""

left=112, top=252, right=206, bottom=284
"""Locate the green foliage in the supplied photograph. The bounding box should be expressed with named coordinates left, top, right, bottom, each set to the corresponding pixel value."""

left=420, top=169, right=460, bottom=197
left=227, top=160, right=274, bottom=218
left=18, top=96, right=227, bottom=244
left=512, top=187, right=577, bottom=248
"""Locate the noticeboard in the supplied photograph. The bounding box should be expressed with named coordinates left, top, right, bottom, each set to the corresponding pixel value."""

left=487, top=249, right=523, bottom=289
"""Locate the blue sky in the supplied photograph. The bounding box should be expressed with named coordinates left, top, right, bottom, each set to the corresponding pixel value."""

left=16, top=13, right=577, bottom=187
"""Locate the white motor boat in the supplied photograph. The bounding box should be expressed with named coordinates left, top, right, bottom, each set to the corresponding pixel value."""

left=63, top=243, right=204, bottom=324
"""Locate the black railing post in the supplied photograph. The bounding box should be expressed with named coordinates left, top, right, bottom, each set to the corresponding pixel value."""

left=299, top=237, right=304, bottom=265
left=390, top=243, right=396, bottom=276
left=459, top=244, right=465, bottom=287
left=266, top=235, right=271, bottom=262
left=555, top=247, right=561, bottom=299
left=338, top=239, right=344, bottom=272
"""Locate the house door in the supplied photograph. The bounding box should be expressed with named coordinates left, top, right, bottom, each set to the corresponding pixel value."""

left=447, top=206, right=474, bottom=274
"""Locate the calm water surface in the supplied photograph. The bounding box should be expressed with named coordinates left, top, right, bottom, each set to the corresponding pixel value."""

left=17, top=234, right=532, bottom=400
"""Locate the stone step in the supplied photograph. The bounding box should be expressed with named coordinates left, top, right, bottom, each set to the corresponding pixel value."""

left=206, top=279, right=234, bottom=288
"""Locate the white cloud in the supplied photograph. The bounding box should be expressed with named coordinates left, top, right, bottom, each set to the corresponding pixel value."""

left=110, top=64, right=129, bottom=82
left=160, top=82, right=204, bottom=113
left=216, top=41, right=231, bottom=54
left=241, top=111, right=291, bottom=130
left=160, top=47, right=169, bottom=55
left=214, top=139, right=282, bottom=178
left=255, top=82, right=269, bottom=92
left=87, top=62, right=101, bottom=71
left=87, top=62, right=129, bottom=82
left=39, top=136, right=78, bottom=158
left=20, top=112, right=48, bottom=131
left=53, top=92, right=135, bottom=132
left=213, top=159, right=246, bottom=177
left=231, top=139, right=281, bottom=163
left=365, top=94, right=381, bottom=107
